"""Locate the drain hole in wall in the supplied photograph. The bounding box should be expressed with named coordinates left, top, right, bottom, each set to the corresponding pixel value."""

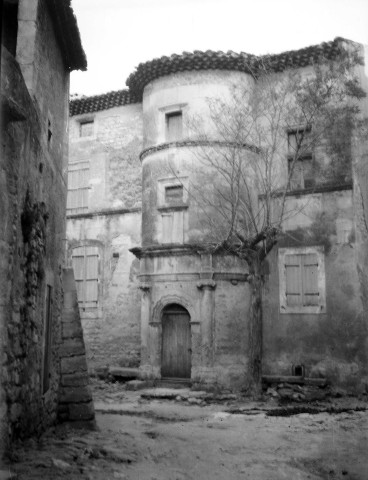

left=292, top=364, right=305, bottom=377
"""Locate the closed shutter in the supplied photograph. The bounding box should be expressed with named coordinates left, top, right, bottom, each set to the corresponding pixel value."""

left=71, top=246, right=99, bottom=308
left=285, top=253, right=319, bottom=307
left=166, top=112, right=182, bottom=142
left=161, top=212, right=184, bottom=244
left=85, top=246, right=99, bottom=307
left=172, top=210, right=184, bottom=243
left=67, top=162, right=89, bottom=213
left=301, top=253, right=319, bottom=306
left=285, top=254, right=303, bottom=306
left=162, top=214, right=173, bottom=243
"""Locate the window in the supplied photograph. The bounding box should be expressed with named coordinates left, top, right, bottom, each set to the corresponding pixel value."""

left=287, top=128, right=314, bottom=189
left=67, top=161, right=89, bottom=213
left=72, top=246, right=99, bottom=310
left=278, top=247, right=326, bottom=314
left=79, top=120, right=94, bottom=137
left=42, top=285, right=53, bottom=393
left=165, top=185, right=184, bottom=204
left=166, top=111, right=182, bottom=142
left=161, top=211, right=184, bottom=244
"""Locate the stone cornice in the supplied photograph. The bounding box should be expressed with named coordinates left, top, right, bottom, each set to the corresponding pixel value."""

left=196, top=280, right=217, bottom=290
left=139, top=140, right=259, bottom=161
left=66, top=206, right=141, bottom=220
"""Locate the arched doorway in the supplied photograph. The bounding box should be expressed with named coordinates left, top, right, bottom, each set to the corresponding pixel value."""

left=161, top=304, right=191, bottom=379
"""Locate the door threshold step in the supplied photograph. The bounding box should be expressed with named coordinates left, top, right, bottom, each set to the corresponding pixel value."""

left=157, top=378, right=192, bottom=389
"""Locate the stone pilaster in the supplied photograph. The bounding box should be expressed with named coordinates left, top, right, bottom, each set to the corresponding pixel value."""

left=197, top=280, right=216, bottom=366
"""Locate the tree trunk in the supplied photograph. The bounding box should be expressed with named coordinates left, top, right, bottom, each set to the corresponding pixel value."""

left=246, top=258, right=263, bottom=397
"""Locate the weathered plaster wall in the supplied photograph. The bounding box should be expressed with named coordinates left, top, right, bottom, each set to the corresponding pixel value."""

left=67, top=103, right=144, bottom=371
left=1, top=0, right=71, bottom=449
left=143, top=70, right=254, bottom=148
left=69, top=103, right=143, bottom=211
left=139, top=251, right=249, bottom=390
left=66, top=212, right=141, bottom=371
left=263, top=189, right=367, bottom=390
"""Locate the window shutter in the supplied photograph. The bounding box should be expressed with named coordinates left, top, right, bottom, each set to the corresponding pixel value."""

left=71, top=246, right=99, bottom=308
left=172, top=210, right=184, bottom=243
left=285, top=254, right=302, bottom=306
left=301, top=253, right=319, bottom=306
left=85, top=246, right=99, bottom=306
left=67, top=162, right=89, bottom=213
left=167, top=112, right=182, bottom=142
left=161, top=214, right=173, bottom=243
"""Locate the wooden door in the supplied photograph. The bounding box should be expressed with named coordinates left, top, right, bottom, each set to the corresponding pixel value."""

left=161, top=304, right=191, bottom=378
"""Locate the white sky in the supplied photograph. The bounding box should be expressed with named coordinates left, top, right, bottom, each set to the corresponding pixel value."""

left=70, top=0, right=368, bottom=97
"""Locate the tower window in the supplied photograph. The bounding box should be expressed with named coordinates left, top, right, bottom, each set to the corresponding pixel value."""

left=166, top=111, right=182, bottom=142
left=80, top=120, right=94, bottom=137
left=165, top=185, right=183, bottom=204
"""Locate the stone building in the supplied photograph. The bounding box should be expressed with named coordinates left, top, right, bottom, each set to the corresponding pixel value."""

left=1, top=0, right=93, bottom=455
left=68, top=38, right=368, bottom=391
left=67, top=91, right=143, bottom=372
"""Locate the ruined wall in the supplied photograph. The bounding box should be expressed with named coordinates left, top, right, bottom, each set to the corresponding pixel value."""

left=66, top=104, right=143, bottom=372
left=263, top=189, right=367, bottom=390
left=0, top=0, right=71, bottom=449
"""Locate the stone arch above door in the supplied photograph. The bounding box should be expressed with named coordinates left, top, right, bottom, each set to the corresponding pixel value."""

left=151, top=294, right=196, bottom=325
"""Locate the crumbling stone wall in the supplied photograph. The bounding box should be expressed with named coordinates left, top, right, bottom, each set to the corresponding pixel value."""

left=0, top=0, right=85, bottom=453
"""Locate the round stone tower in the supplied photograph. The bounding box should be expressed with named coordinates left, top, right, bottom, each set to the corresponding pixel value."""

left=128, top=52, right=258, bottom=389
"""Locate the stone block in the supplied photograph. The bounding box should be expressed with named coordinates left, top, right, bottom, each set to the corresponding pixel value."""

left=18, top=0, right=38, bottom=21
left=61, top=356, right=87, bottom=374
left=59, top=340, right=85, bottom=358
left=62, top=311, right=79, bottom=324
left=62, top=322, right=83, bottom=340
left=63, top=291, right=78, bottom=310
left=59, top=386, right=92, bottom=404
left=109, top=366, right=139, bottom=379
left=10, top=402, right=22, bottom=422
left=61, top=372, right=90, bottom=387
left=68, top=401, right=95, bottom=421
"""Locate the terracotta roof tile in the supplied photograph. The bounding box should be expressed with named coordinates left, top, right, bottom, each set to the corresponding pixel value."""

left=71, top=38, right=355, bottom=114
left=126, top=37, right=351, bottom=98
left=70, top=89, right=140, bottom=116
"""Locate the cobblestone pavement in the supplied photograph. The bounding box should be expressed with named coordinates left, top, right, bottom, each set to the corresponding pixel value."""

left=2, top=379, right=368, bottom=480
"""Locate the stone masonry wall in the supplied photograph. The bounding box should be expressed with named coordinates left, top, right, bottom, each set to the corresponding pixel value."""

left=67, top=104, right=144, bottom=372
left=0, top=0, right=76, bottom=452
left=58, top=269, right=95, bottom=426
left=66, top=212, right=141, bottom=372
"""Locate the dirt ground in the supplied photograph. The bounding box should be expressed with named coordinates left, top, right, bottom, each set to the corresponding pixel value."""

left=2, top=379, right=368, bottom=480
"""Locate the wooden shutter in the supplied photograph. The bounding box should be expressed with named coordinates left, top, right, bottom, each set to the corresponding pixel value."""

left=301, top=253, right=319, bottom=306
left=162, top=214, right=173, bottom=243
left=85, top=246, right=99, bottom=307
left=285, top=254, right=303, bottom=306
left=67, top=162, right=89, bottom=213
left=166, top=112, right=182, bottom=142
left=71, top=246, right=99, bottom=308
left=165, top=185, right=183, bottom=204
left=172, top=211, right=184, bottom=243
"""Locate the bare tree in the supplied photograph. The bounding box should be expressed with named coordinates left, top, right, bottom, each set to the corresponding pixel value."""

left=182, top=45, right=365, bottom=395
